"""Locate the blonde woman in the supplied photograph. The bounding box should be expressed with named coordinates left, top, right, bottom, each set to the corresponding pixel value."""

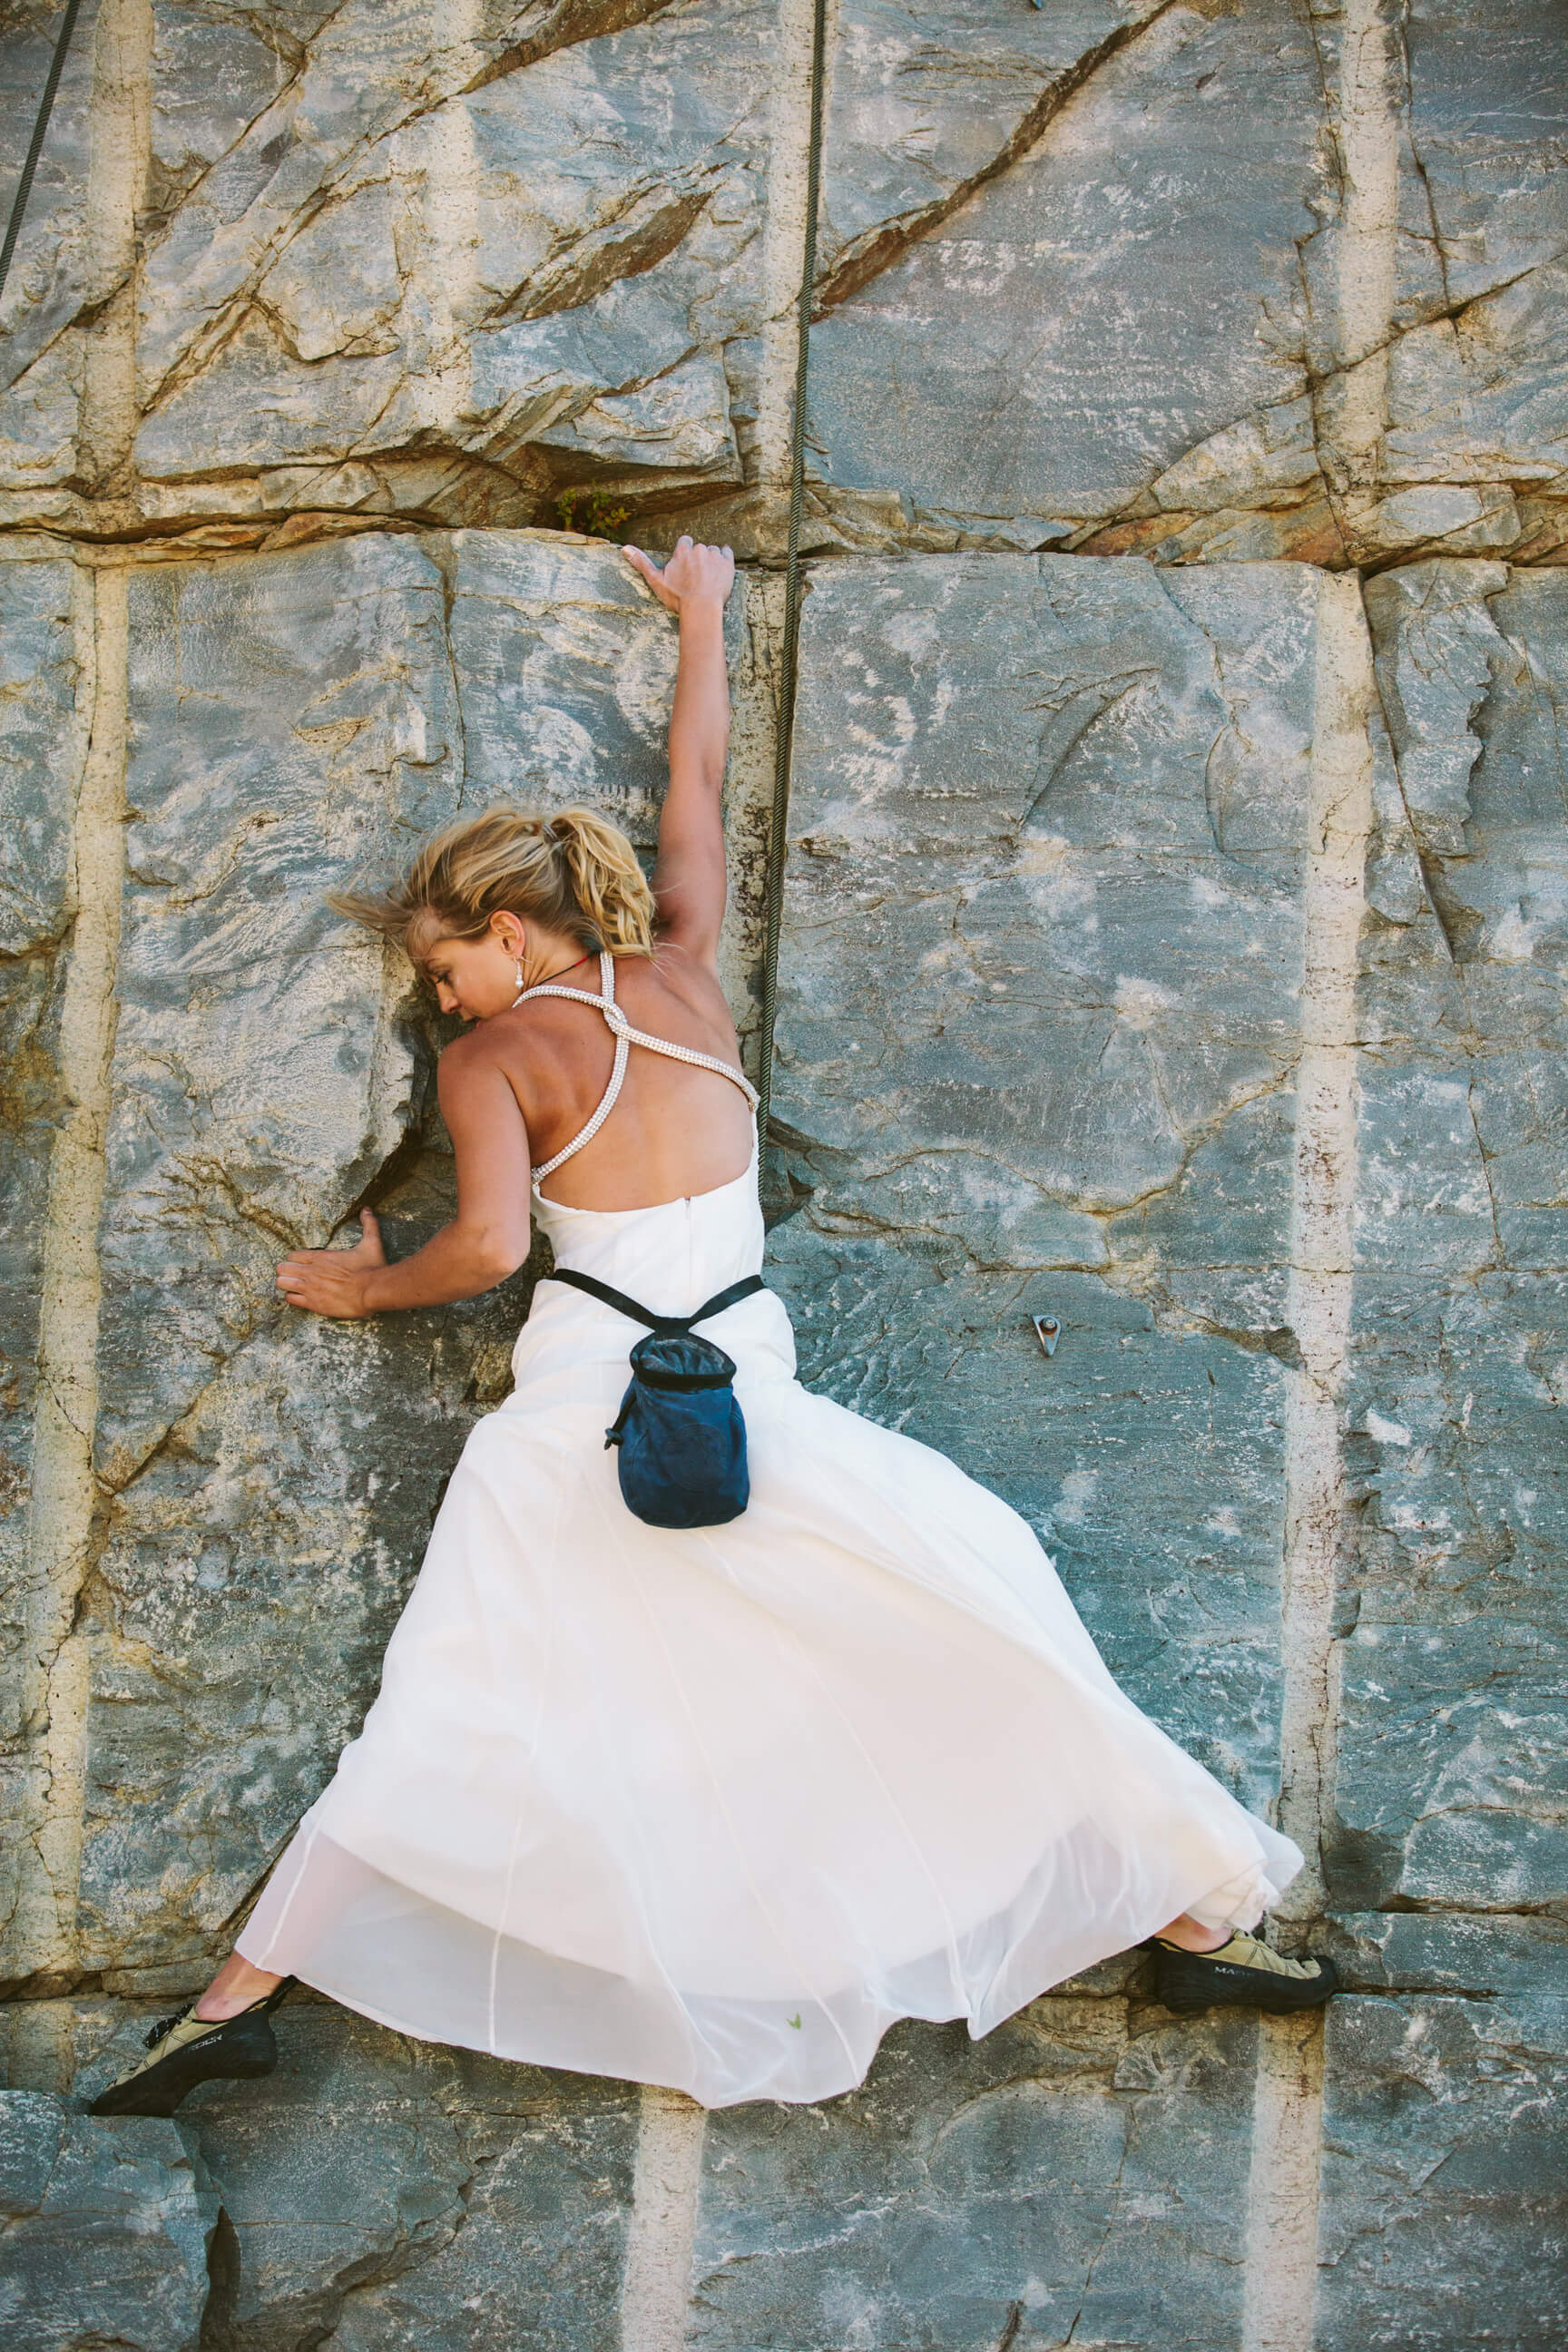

left=93, top=537, right=1335, bottom=2120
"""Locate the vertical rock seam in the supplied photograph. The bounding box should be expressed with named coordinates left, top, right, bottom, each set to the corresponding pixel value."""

left=78, top=0, right=152, bottom=504
left=1241, top=571, right=1375, bottom=2352
left=12, top=564, right=128, bottom=1994
left=619, top=2085, right=707, bottom=2352
left=1243, top=2012, right=1330, bottom=2352
left=1314, top=0, right=1398, bottom=561
left=398, top=0, right=483, bottom=457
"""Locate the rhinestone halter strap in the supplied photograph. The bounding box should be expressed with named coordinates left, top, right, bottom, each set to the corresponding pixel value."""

left=514, top=951, right=760, bottom=1185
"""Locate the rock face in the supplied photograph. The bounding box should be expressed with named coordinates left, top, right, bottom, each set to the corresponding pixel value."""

left=66, top=2004, right=641, bottom=2350
left=769, top=553, right=1323, bottom=1808
left=5, top=0, right=1563, bottom=564
left=0, top=554, right=78, bottom=1707
left=2, top=3, right=1564, bottom=2347
left=0, top=2087, right=217, bottom=2350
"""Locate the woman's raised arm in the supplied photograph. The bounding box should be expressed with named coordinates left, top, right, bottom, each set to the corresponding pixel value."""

left=622, top=535, right=735, bottom=969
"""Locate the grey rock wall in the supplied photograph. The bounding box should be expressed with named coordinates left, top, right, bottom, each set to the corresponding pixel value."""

left=0, top=2088, right=217, bottom=2351
left=768, top=552, right=1323, bottom=1810
left=5, top=0, right=1563, bottom=567
left=1, top=2, right=1563, bottom=2347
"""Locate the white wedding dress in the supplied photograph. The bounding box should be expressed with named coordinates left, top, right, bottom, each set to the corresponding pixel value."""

left=240, top=958, right=1300, bottom=2108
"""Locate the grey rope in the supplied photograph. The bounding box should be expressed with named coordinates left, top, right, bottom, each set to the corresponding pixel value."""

left=0, top=0, right=83, bottom=309
left=755, top=0, right=829, bottom=1143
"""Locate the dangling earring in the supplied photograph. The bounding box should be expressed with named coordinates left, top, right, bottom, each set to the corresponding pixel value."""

left=514, top=956, right=525, bottom=994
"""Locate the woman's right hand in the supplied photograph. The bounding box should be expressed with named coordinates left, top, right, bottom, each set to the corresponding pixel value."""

left=622, top=535, right=734, bottom=615
left=276, top=1209, right=388, bottom=1318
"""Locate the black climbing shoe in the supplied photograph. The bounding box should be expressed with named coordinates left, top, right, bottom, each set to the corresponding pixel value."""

left=1151, top=1930, right=1338, bottom=2017
left=88, top=1978, right=297, bottom=2118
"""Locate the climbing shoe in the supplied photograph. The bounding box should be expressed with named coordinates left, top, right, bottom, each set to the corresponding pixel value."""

left=88, top=1978, right=296, bottom=2118
left=1151, top=1931, right=1338, bottom=2016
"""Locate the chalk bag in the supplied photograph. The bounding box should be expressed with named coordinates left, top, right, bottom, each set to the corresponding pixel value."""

left=549, top=1268, right=765, bottom=1528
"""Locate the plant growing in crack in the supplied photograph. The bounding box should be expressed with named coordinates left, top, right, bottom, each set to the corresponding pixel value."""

left=556, top=489, right=632, bottom=541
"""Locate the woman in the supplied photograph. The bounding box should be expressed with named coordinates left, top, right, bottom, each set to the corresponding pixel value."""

left=93, top=537, right=1335, bottom=2120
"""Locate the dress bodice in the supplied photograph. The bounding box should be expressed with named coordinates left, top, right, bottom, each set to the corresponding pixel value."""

left=515, top=1132, right=795, bottom=1401
left=509, top=951, right=783, bottom=1390
left=530, top=1132, right=765, bottom=1303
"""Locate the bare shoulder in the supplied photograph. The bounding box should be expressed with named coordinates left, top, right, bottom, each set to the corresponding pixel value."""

left=439, top=1022, right=492, bottom=1072
left=437, top=1019, right=515, bottom=1089
left=631, top=940, right=739, bottom=1042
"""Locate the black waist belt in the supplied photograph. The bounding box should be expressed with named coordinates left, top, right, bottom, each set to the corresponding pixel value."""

left=550, top=1268, right=766, bottom=1334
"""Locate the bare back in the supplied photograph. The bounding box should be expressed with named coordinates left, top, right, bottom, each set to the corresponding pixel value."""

left=495, top=943, right=755, bottom=1210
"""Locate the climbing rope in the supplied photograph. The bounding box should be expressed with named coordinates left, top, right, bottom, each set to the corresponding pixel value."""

left=0, top=0, right=83, bottom=309
left=755, top=0, right=829, bottom=1143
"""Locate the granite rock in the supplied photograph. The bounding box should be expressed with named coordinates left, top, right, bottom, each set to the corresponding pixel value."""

left=1318, top=1992, right=1568, bottom=2351
left=1399, top=0, right=1568, bottom=313
left=803, top=0, right=1568, bottom=567
left=766, top=553, right=1327, bottom=1810
left=808, top=0, right=1327, bottom=546
left=0, top=5, right=98, bottom=496
left=773, top=554, right=1318, bottom=1210
left=63, top=2002, right=636, bottom=2351
left=133, top=0, right=775, bottom=514
left=97, top=534, right=466, bottom=1490
left=691, top=1999, right=1259, bottom=2352
left=0, top=2087, right=217, bottom=2351
left=5, top=0, right=1564, bottom=562
left=0, top=550, right=83, bottom=1984
left=1324, top=1907, right=1568, bottom=2000
left=1336, top=561, right=1568, bottom=1916
left=1347, top=0, right=1568, bottom=565
left=0, top=552, right=80, bottom=1524
left=815, top=0, right=1164, bottom=302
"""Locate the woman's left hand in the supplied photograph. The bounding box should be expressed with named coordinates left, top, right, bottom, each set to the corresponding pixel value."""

left=622, top=535, right=733, bottom=614
left=276, top=1210, right=387, bottom=1318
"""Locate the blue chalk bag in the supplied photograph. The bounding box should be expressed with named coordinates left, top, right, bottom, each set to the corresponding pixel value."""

left=550, top=1268, right=765, bottom=1529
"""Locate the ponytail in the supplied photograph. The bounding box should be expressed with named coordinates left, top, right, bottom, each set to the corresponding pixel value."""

left=328, top=802, right=657, bottom=962
left=548, top=808, right=657, bottom=956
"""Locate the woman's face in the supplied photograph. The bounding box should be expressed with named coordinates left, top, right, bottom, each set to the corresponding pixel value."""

left=420, top=923, right=520, bottom=1022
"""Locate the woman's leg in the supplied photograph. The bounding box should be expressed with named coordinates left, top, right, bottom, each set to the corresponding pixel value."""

left=1154, top=1912, right=1230, bottom=1953
left=194, top=1952, right=285, bottom=2020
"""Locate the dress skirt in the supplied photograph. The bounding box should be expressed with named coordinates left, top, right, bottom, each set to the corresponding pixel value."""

left=240, top=1145, right=1300, bottom=2107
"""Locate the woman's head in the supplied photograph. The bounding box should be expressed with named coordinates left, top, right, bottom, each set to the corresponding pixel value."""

left=330, top=802, right=657, bottom=1019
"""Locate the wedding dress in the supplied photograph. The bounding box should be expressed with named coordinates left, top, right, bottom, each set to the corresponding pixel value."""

left=240, top=956, right=1300, bottom=2107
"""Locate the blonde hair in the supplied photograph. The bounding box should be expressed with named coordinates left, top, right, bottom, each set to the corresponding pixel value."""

left=330, top=802, right=657, bottom=963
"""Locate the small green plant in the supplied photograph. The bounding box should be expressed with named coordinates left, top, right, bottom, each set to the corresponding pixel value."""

left=556, top=487, right=632, bottom=541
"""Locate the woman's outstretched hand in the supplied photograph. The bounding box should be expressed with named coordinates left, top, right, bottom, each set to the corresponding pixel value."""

left=276, top=1209, right=387, bottom=1318
left=622, top=535, right=733, bottom=613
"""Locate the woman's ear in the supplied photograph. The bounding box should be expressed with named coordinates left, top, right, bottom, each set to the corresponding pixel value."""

left=489, top=909, right=526, bottom=957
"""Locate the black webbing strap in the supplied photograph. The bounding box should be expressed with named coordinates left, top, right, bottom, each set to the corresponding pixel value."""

left=550, top=1267, right=765, bottom=1334
left=754, top=0, right=830, bottom=1142
left=0, top=0, right=83, bottom=309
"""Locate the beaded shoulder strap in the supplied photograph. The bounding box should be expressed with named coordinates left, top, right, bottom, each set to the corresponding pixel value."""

left=514, top=951, right=759, bottom=1183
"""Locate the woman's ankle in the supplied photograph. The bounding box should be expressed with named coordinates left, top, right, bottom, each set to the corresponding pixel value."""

left=1155, top=1914, right=1231, bottom=1955
left=193, top=1957, right=283, bottom=2022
